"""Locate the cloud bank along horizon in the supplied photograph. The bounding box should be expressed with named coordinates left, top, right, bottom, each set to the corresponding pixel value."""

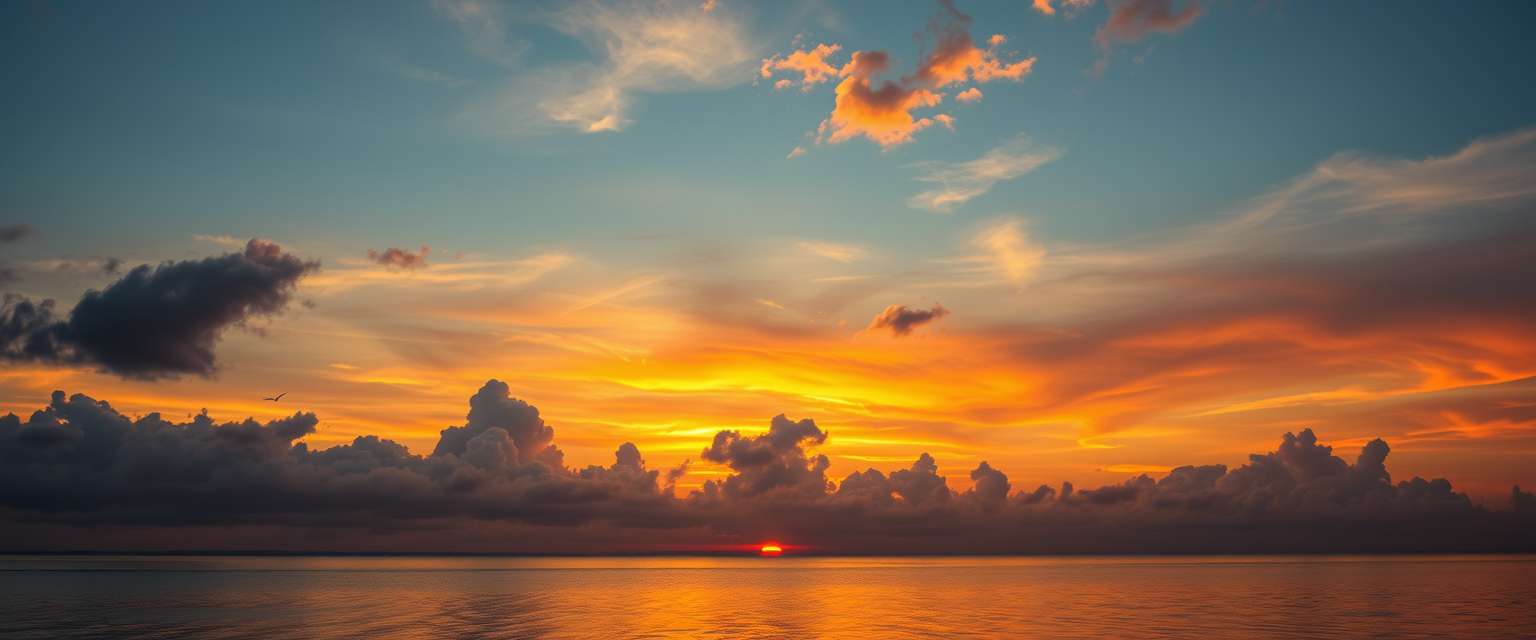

left=2, top=378, right=1532, bottom=553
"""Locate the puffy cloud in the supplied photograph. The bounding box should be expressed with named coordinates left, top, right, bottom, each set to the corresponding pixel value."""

left=434, top=379, right=562, bottom=468
left=814, top=1, right=1035, bottom=148
left=0, top=239, right=317, bottom=379
left=817, top=51, right=947, bottom=148
left=760, top=43, right=843, bottom=91
left=955, top=87, right=983, bottom=103
left=700, top=414, right=831, bottom=499
left=0, top=383, right=1530, bottom=553
left=1094, top=0, right=1202, bottom=73
left=907, top=134, right=1061, bottom=212
left=867, top=303, right=950, bottom=337
left=367, top=245, right=430, bottom=270
left=1034, top=0, right=1095, bottom=17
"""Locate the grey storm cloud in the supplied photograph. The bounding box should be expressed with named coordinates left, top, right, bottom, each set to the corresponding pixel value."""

left=0, top=381, right=1531, bottom=554
left=0, top=239, right=317, bottom=379
left=867, top=303, right=950, bottom=336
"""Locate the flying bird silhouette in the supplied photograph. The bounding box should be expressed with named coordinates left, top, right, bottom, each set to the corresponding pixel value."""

left=263, top=392, right=287, bottom=402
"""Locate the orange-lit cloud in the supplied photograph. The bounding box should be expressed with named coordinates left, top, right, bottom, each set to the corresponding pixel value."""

left=812, top=1, right=1036, bottom=148
left=1034, top=0, right=1095, bottom=17
left=956, top=87, right=983, bottom=103
left=760, top=43, right=843, bottom=91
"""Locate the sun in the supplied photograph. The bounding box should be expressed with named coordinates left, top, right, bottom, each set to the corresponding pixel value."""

left=758, top=543, right=784, bottom=556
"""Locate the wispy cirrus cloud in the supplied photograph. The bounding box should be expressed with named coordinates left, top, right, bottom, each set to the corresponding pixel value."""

left=431, top=0, right=527, bottom=68
left=798, top=240, right=866, bottom=263
left=907, top=134, right=1061, bottom=212
left=461, top=0, right=759, bottom=134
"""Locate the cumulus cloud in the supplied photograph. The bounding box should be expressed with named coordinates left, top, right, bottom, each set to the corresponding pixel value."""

left=0, top=384, right=1529, bottom=554
left=470, top=0, right=758, bottom=134
left=760, top=43, right=843, bottom=91
left=867, top=303, right=950, bottom=336
left=814, top=1, right=1036, bottom=148
left=368, top=245, right=430, bottom=270
left=907, top=134, right=1061, bottom=212
left=0, top=239, right=318, bottom=379
left=1094, top=0, right=1202, bottom=74
left=700, top=414, right=831, bottom=499
left=955, top=87, right=983, bottom=103
left=1033, top=0, right=1095, bottom=17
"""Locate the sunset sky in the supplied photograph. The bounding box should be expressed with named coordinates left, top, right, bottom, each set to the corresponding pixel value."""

left=3, top=0, right=1535, bottom=531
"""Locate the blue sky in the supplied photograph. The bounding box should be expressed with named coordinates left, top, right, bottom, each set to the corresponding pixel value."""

left=6, top=0, right=1533, bottom=261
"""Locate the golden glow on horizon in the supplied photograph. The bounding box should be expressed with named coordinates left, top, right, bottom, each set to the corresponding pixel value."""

left=759, top=543, right=784, bottom=556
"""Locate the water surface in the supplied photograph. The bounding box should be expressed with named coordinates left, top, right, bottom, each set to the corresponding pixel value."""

left=1, top=555, right=1532, bottom=638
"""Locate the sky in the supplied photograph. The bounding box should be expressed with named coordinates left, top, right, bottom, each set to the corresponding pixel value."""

left=2, top=0, right=1535, bottom=552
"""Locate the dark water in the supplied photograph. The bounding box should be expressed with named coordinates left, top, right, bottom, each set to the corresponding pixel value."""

left=1, top=555, right=1533, bottom=639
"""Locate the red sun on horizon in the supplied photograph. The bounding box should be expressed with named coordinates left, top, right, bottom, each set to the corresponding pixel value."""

left=758, top=543, right=784, bottom=556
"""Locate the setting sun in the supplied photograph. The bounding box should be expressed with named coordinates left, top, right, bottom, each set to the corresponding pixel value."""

left=759, top=544, right=784, bottom=556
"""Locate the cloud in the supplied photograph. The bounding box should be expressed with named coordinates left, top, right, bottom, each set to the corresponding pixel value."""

left=1094, top=0, right=1202, bottom=74
left=368, top=245, right=430, bottom=270
left=813, top=1, right=1036, bottom=148
left=867, top=303, right=950, bottom=336
left=27, top=258, right=123, bottom=276
left=760, top=43, right=843, bottom=91
left=0, top=224, right=32, bottom=244
left=1033, top=0, right=1095, bottom=17
left=907, top=134, right=1061, bottom=212
left=955, top=87, right=983, bottom=103
left=0, top=239, right=318, bottom=379
left=786, top=145, right=806, bottom=160
left=475, top=0, right=758, bottom=134
left=192, top=234, right=247, bottom=249
left=973, top=218, right=1044, bottom=285
left=798, top=240, right=865, bottom=263
left=699, top=414, right=831, bottom=499
left=0, top=384, right=1529, bottom=554
left=431, top=0, right=526, bottom=68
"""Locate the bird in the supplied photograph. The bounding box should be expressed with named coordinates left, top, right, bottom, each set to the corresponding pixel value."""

left=262, top=392, right=287, bottom=402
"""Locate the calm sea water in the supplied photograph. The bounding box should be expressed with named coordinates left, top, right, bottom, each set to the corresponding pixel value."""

left=1, top=555, right=1533, bottom=639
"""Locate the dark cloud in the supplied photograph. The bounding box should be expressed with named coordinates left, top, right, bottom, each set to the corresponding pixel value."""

left=0, top=382, right=1530, bottom=553
left=699, top=414, right=831, bottom=499
left=0, top=239, right=317, bottom=379
left=868, top=303, right=949, bottom=336
left=368, top=245, right=429, bottom=270
left=1094, top=0, right=1202, bottom=74
left=0, top=224, right=32, bottom=244
left=1096, top=0, right=1202, bottom=48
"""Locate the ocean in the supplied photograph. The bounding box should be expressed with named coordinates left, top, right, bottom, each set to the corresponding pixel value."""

left=1, top=555, right=1532, bottom=638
